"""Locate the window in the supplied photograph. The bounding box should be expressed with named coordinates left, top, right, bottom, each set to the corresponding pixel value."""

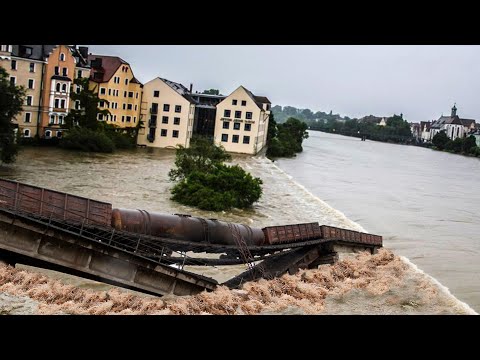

left=232, top=134, right=239, bottom=143
left=25, top=113, right=31, bottom=123
left=241, top=100, right=247, bottom=106
left=126, top=116, right=131, bottom=122
left=173, top=130, right=179, bottom=138
left=100, top=87, right=106, bottom=95
left=29, top=63, right=35, bottom=72
left=128, top=91, right=133, bottom=98
left=28, top=79, right=34, bottom=89
left=136, top=92, right=139, bottom=99
left=232, top=99, right=237, bottom=105
left=116, top=90, right=119, bottom=96
left=243, top=136, right=250, bottom=144
left=153, top=90, right=159, bottom=97
left=100, top=101, right=105, bottom=108
left=161, top=129, right=167, bottom=137
left=56, top=83, right=61, bottom=92
left=246, top=112, right=252, bottom=119
left=122, top=103, right=126, bottom=110
left=60, top=99, right=65, bottom=108
left=244, top=123, right=251, bottom=131
left=9, top=76, right=15, bottom=85
left=224, top=109, right=231, bottom=118
left=125, top=79, right=129, bottom=85
left=135, top=105, right=137, bottom=111
left=108, top=89, right=111, bottom=96
left=233, top=122, right=241, bottom=130
left=175, top=105, right=182, bottom=113
left=50, top=115, right=55, bottom=124
left=123, top=91, right=127, bottom=98
left=62, top=67, right=67, bottom=76
left=163, top=104, right=170, bottom=112
left=11, top=60, right=16, bottom=70
left=221, top=134, right=228, bottom=142
left=77, top=70, right=82, bottom=78
left=54, top=66, right=59, bottom=75
left=174, top=117, right=180, bottom=125
left=75, top=100, right=80, bottom=110
left=57, top=131, right=62, bottom=138
left=76, top=85, right=81, bottom=94
left=162, top=116, right=168, bottom=124
left=58, top=115, right=64, bottom=124
left=98, top=114, right=104, bottom=121
left=45, top=130, right=52, bottom=138
left=60, top=53, right=65, bottom=61
left=23, top=129, right=31, bottom=138
left=122, top=116, right=125, bottom=122
left=54, top=99, right=59, bottom=108
left=26, top=96, right=32, bottom=106
left=127, top=104, right=132, bottom=110
left=235, top=111, right=241, bottom=119
left=133, top=117, right=136, bottom=123
left=62, top=84, right=67, bottom=92
left=223, top=121, right=229, bottom=129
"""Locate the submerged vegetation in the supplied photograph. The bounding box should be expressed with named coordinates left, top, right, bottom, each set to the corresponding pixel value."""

left=266, top=115, right=309, bottom=158
left=432, top=131, right=480, bottom=157
left=169, top=136, right=263, bottom=211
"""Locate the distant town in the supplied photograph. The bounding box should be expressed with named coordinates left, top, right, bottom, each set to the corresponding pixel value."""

left=0, top=45, right=271, bottom=156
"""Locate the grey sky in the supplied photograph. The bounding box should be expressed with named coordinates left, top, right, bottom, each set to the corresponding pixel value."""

left=88, top=45, right=480, bottom=122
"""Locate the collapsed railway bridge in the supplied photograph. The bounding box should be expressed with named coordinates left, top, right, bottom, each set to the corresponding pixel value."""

left=0, top=178, right=382, bottom=297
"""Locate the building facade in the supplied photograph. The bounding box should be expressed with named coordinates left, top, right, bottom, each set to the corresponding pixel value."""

left=430, top=105, right=469, bottom=141
left=214, top=86, right=271, bottom=155
left=0, top=45, right=90, bottom=139
left=137, top=77, right=195, bottom=148
left=88, top=55, right=143, bottom=128
left=420, top=121, right=432, bottom=142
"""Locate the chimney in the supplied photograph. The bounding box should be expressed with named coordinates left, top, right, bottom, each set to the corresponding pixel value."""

left=189, top=83, right=193, bottom=93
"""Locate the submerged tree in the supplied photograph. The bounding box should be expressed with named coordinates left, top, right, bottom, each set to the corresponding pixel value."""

left=0, top=66, right=26, bottom=163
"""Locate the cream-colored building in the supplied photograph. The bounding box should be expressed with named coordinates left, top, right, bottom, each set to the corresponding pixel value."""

left=214, top=86, right=271, bottom=155
left=137, top=77, right=195, bottom=148
left=88, top=55, right=143, bottom=128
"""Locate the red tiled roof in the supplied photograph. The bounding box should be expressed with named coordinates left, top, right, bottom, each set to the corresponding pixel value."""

left=88, top=54, right=128, bottom=83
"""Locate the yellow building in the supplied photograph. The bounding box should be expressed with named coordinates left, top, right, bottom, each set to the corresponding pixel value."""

left=137, top=77, right=195, bottom=148
left=214, top=86, right=271, bottom=155
left=88, top=55, right=143, bottom=128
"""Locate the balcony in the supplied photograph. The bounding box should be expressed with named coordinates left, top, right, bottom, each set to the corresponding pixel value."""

left=150, top=107, right=158, bottom=114
left=147, top=133, right=155, bottom=142
left=148, top=119, right=157, bottom=128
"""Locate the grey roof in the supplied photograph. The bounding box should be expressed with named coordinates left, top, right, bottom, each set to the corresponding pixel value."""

left=10, top=45, right=89, bottom=68
left=51, top=75, right=72, bottom=82
left=159, top=77, right=195, bottom=103
left=242, top=86, right=271, bottom=109
left=431, top=115, right=464, bottom=129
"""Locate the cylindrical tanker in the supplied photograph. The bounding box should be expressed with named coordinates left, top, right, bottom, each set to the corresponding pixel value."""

left=111, top=208, right=266, bottom=246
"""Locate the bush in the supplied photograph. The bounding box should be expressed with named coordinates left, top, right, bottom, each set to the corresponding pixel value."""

left=171, top=164, right=263, bottom=211
left=60, top=127, right=115, bottom=153
left=266, top=116, right=309, bottom=158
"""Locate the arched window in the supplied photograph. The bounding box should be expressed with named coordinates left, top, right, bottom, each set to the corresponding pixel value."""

left=23, top=129, right=30, bottom=137
left=57, top=131, right=62, bottom=138
left=56, top=83, right=61, bottom=92
left=45, top=130, right=52, bottom=138
left=60, top=53, right=65, bottom=61
left=62, top=83, right=67, bottom=92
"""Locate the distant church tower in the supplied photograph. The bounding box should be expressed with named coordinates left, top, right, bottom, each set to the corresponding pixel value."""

left=451, top=103, right=457, bottom=117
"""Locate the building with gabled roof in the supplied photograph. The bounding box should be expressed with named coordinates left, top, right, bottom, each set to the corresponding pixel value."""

left=87, top=54, right=143, bottom=128
left=430, top=104, right=472, bottom=140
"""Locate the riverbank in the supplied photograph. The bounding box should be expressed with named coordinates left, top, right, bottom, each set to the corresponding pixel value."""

left=0, top=249, right=474, bottom=315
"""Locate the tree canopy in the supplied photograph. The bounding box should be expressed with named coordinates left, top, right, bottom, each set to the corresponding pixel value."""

left=0, top=66, right=25, bottom=163
left=266, top=117, right=309, bottom=158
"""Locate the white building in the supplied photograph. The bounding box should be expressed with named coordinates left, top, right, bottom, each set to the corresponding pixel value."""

left=430, top=105, right=465, bottom=140
left=214, top=86, right=271, bottom=155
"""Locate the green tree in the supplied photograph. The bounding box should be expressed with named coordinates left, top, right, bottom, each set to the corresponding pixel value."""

left=463, top=135, right=477, bottom=153
left=65, top=77, right=110, bottom=130
left=267, top=112, right=277, bottom=142
left=0, top=66, right=26, bottom=163
left=169, top=136, right=263, bottom=211
left=168, top=136, right=231, bottom=181
left=202, top=89, right=220, bottom=95
left=432, top=131, right=449, bottom=150
left=267, top=117, right=309, bottom=158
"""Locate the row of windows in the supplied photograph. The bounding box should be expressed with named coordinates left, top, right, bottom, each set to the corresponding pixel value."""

left=49, top=114, right=65, bottom=125
left=121, top=66, right=129, bottom=73
left=54, top=98, right=67, bottom=109
left=55, top=82, right=68, bottom=93
left=149, top=115, right=181, bottom=126
left=98, top=101, right=137, bottom=111
left=151, top=103, right=182, bottom=113
left=221, top=134, right=250, bottom=144
left=222, top=122, right=252, bottom=131
left=54, top=66, right=68, bottom=77
left=223, top=110, right=253, bottom=119
left=10, top=76, right=36, bottom=90
left=98, top=114, right=137, bottom=124
left=231, top=99, right=248, bottom=106
left=10, top=60, right=36, bottom=73
left=99, top=87, right=139, bottom=99
left=112, top=76, right=131, bottom=85
left=159, top=129, right=179, bottom=138
left=45, top=130, right=62, bottom=138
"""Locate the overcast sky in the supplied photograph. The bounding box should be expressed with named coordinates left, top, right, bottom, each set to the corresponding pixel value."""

left=87, top=45, right=480, bottom=122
